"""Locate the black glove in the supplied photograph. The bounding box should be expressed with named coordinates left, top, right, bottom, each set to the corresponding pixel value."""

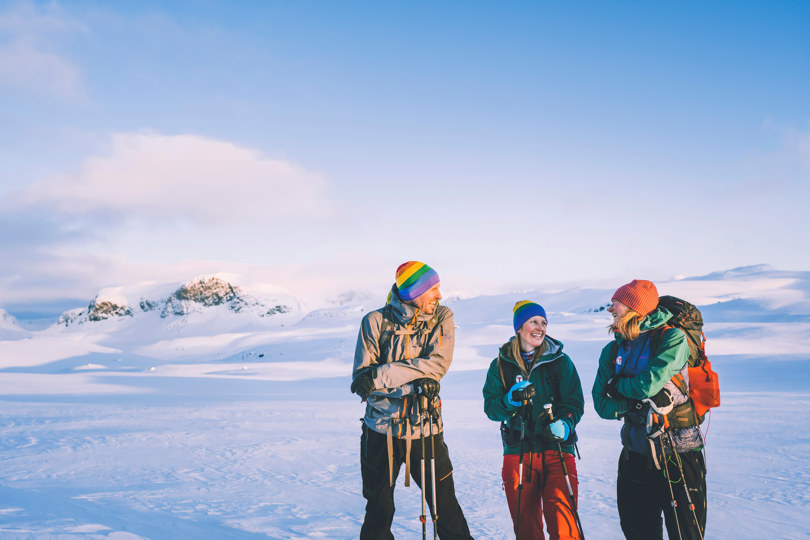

left=506, top=381, right=535, bottom=407
left=644, top=387, right=674, bottom=415
left=414, top=378, right=440, bottom=400
left=350, top=369, right=376, bottom=401
left=604, top=376, right=621, bottom=399
left=511, top=384, right=536, bottom=405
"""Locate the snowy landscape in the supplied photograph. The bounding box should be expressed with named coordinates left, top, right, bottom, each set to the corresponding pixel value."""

left=1, top=265, right=809, bottom=539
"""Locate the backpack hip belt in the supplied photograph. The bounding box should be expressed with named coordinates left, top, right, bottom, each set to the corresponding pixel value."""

left=624, top=399, right=698, bottom=430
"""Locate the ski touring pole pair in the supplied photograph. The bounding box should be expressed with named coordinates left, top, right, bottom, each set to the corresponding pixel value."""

left=649, top=412, right=704, bottom=540
left=654, top=417, right=684, bottom=540
left=417, top=394, right=439, bottom=540
left=544, top=404, right=585, bottom=540
left=664, top=425, right=704, bottom=540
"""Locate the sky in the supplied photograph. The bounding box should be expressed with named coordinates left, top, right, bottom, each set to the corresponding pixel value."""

left=1, top=0, right=809, bottom=314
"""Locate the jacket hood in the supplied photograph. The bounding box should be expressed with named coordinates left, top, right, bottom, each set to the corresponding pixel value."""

left=639, top=306, right=673, bottom=331
left=612, top=306, right=674, bottom=342
left=498, top=335, right=566, bottom=367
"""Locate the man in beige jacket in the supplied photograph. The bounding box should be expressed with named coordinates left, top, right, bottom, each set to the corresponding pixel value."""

left=351, top=261, right=473, bottom=540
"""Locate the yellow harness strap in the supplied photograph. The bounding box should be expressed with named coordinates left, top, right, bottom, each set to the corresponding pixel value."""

left=386, top=429, right=394, bottom=486
left=404, top=419, right=412, bottom=487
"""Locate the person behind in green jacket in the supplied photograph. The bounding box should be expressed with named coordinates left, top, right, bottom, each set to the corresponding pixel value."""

left=592, top=279, right=707, bottom=540
left=483, top=300, right=584, bottom=540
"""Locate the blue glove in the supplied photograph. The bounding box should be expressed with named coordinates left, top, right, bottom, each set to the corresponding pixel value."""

left=547, top=419, right=570, bottom=441
left=507, top=381, right=535, bottom=407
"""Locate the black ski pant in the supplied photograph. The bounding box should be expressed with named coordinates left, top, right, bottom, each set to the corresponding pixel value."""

left=360, top=424, right=473, bottom=540
left=617, top=447, right=707, bottom=540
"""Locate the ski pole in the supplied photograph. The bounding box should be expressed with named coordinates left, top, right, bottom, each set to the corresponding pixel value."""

left=428, top=399, right=438, bottom=540
left=545, top=404, right=585, bottom=540
left=515, top=401, right=529, bottom=540
left=656, top=421, right=683, bottom=540
left=664, top=427, right=704, bottom=540
left=418, top=395, right=428, bottom=540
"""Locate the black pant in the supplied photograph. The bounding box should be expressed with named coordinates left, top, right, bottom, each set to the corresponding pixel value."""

left=617, top=447, right=707, bottom=540
left=360, top=424, right=473, bottom=540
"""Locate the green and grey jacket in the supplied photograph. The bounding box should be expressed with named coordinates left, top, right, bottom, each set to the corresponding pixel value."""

left=352, top=286, right=454, bottom=440
left=591, top=307, right=702, bottom=456
left=483, top=336, right=584, bottom=455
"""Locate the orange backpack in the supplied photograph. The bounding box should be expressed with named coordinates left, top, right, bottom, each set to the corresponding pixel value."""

left=656, top=296, right=721, bottom=422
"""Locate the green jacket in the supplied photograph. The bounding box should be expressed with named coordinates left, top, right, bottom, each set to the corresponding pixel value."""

left=592, top=307, right=687, bottom=420
left=591, top=307, right=701, bottom=455
left=483, top=336, right=584, bottom=455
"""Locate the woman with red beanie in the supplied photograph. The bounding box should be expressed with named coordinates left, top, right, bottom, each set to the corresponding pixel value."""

left=592, top=280, right=707, bottom=540
left=483, top=300, right=584, bottom=540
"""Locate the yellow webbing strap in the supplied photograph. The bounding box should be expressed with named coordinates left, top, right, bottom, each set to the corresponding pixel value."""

left=404, top=419, right=412, bottom=487
left=386, top=429, right=394, bottom=486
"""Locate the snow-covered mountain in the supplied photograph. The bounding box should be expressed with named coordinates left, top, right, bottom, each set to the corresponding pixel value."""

left=0, top=307, right=24, bottom=340
left=0, top=265, right=808, bottom=538
left=56, top=276, right=301, bottom=327
left=0, top=264, right=807, bottom=378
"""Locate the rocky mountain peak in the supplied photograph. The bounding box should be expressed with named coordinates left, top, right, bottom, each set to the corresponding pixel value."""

left=88, top=299, right=133, bottom=321
left=56, top=276, right=297, bottom=326
left=174, top=277, right=240, bottom=306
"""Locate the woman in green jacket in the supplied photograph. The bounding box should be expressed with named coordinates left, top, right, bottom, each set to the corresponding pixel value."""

left=483, top=300, right=584, bottom=540
left=592, top=279, right=706, bottom=540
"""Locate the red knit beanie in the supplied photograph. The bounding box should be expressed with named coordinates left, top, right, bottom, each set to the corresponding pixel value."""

left=612, top=279, right=659, bottom=317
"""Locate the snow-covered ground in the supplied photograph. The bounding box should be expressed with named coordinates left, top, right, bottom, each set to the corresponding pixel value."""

left=1, top=265, right=808, bottom=539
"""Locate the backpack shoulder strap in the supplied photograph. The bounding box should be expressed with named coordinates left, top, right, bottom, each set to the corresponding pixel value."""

left=649, top=324, right=669, bottom=355
left=378, top=305, right=444, bottom=361
left=545, top=359, right=562, bottom=403
left=651, top=324, right=690, bottom=395
left=377, top=304, right=396, bottom=359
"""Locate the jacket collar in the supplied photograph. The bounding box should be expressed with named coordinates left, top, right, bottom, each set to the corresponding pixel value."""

left=388, top=284, right=437, bottom=324
left=498, top=335, right=565, bottom=367
left=613, top=306, right=674, bottom=343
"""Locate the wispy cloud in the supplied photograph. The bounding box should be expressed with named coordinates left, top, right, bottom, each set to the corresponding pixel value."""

left=14, top=132, right=332, bottom=225
left=0, top=1, right=87, bottom=101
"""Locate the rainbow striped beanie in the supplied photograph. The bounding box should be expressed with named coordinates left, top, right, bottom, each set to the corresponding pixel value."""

left=395, top=261, right=440, bottom=301
left=513, top=300, right=547, bottom=333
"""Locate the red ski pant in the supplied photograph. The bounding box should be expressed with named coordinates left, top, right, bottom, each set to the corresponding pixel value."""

left=502, top=450, right=581, bottom=540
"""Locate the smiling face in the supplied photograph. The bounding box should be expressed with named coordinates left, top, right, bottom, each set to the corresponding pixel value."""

left=516, top=315, right=547, bottom=352
left=608, top=299, right=630, bottom=330
left=412, top=282, right=442, bottom=314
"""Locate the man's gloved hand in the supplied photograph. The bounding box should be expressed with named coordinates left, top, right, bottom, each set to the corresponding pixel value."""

left=604, top=376, right=621, bottom=399
left=643, top=387, right=674, bottom=415
left=545, top=418, right=570, bottom=441
left=507, top=381, right=535, bottom=407
left=414, top=378, right=440, bottom=400
left=350, top=369, right=376, bottom=401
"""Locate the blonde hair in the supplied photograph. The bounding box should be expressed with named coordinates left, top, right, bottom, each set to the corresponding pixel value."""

left=510, top=334, right=546, bottom=375
left=610, top=309, right=642, bottom=341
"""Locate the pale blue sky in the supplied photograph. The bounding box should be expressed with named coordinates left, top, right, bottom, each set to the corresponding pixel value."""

left=1, top=0, right=809, bottom=312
